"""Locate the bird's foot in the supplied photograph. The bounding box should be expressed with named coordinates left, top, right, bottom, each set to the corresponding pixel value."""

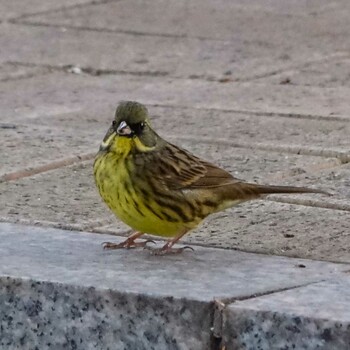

left=102, top=238, right=155, bottom=250
left=145, top=245, right=194, bottom=255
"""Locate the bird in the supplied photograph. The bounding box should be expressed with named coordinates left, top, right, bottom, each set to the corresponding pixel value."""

left=93, top=101, right=328, bottom=255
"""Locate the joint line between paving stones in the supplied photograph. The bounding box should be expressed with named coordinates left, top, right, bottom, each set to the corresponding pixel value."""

left=168, top=135, right=350, bottom=163
left=267, top=197, right=350, bottom=212
left=148, top=103, right=350, bottom=123
left=0, top=152, right=95, bottom=183
left=10, top=19, right=200, bottom=40
left=238, top=52, right=350, bottom=82
left=0, top=65, right=53, bottom=83
left=0, top=217, right=108, bottom=232
left=211, top=280, right=332, bottom=342
left=6, top=0, right=120, bottom=23
left=5, top=61, right=169, bottom=78
left=219, top=280, right=325, bottom=307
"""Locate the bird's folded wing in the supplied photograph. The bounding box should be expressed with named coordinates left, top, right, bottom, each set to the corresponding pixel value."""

left=155, top=143, right=239, bottom=190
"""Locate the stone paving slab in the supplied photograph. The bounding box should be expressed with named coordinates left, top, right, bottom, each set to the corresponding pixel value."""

left=2, top=155, right=348, bottom=262
left=0, top=74, right=349, bottom=171
left=16, top=0, right=350, bottom=82
left=20, top=0, right=350, bottom=40
left=222, top=277, right=350, bottom=350
left=1, top=104, right=343, bottom=177
left=0, top=0, right=95, bottom=21
left=264, top=55, right=350, bottom=88
left=2, top=19, right=350, bottom=83
left=2, top=72, right=350, bottom=124
left=0, top=62, right=49, bottom=81
left=0, top=0, right=348, bottom=347
left=189, top=202, right=350, bottom=263
left=0, top=223, right=348, bottom=349
left=0, top=22, right=252, bottom=80
left=0, top=161, right=114, bottom=230
left=272, top=163, right=350, bottom=211
left=0, top=122, right=98, bottom=177
left=16, top=103, right=350, bottom=154
left=98, top=201, right=350, bottom=264
left=0, top=148, right=337, bottom=226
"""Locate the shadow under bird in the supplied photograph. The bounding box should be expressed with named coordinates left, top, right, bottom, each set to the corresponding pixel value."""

left=94, top=101, right=328, bottom=255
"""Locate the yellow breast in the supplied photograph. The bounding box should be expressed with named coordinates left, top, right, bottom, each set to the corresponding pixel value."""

left=94, top=149, right=196, bottom=237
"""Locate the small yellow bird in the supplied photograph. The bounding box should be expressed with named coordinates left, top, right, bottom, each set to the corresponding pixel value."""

left=94, top=101, right=327, bottom=255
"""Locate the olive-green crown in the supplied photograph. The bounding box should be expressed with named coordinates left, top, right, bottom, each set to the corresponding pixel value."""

left=115, top=101, right=149, bottom=124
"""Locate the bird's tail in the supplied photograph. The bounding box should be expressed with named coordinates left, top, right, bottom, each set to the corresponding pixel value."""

left=223, top=182, right=330, bottom=204
left=252, top=184, right=330, bottom=196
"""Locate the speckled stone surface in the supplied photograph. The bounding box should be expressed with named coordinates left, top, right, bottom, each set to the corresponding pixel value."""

left=0, top=277, right=212, bottom=350
left=0, top=223, right=348, bottom=349
left=223, top=278, right=350, bottom=350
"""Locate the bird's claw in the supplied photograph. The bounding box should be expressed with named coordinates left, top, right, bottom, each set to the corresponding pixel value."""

left=102, top=239, right=155, bottom=250
left=145, top=245, right=194, bottom=255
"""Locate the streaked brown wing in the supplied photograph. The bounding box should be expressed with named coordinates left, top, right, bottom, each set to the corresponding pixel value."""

left=155, top=143, right=238, bottom=190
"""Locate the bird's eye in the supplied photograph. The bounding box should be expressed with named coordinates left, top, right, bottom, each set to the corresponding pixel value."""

left=112, top=120, right=116, bottom=127
left=134, top=122, right=145, bottom=134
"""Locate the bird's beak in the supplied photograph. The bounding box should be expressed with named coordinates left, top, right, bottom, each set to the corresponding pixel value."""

left=117, top=121, right=133, bottom=136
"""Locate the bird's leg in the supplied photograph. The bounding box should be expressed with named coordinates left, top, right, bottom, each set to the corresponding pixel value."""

left=102, top=231, right=155, bottom=250
left=147, top=229, right=194, bottom=255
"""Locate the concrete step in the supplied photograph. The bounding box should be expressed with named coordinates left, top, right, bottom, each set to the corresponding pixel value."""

left=0, top=223, right=349, bottom=349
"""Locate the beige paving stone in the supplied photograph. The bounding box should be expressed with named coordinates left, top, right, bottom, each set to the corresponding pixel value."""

left=0, top=23, right=296, bottom=81
left=264, top=56, right=350, bottom=88
left=0, top=144, right=328, bottom=220
left=1, top=109, right=341, bottom=179
left=0, top=161, right=118, bottom=230
left=0, top=73, right=349, bottom=148
left=1, top=143, right=347, bottom=262
left=0, top=121, right=99, bottom=176
left=17, top=104, right=350, bottom=153
left=0, top=62, right=49, bottom=81
left=0, top=0, right=94, bottom=20
left=1, top=72, right=348, bottom=176
left=21, top=0, right=350, bottom=45
left=95, top=200, right=350, bottom=263
left=2, top=18, right=349, bottom=83
left=188, top=202, right=350, bottom=263
left=271, top=163, right=350, bottom=210
left=2, top=71, right=350, bottom=122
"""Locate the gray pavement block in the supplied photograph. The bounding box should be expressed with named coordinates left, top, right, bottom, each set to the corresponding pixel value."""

left=97, top=200, right=350, bottom=263
left=2, top=148, right=347, bottom=262
left=18, top=0, right=345, bottom=39
left=0, top=22, right=296, bottom=81
left=2, top=72, right=350, bottom=124
left=264, top=55, right=350, bottom=88
left=222, top=277, right=350, bottom=350
left=16, top=0, right=350, bottom=80
left=1, top=100, right=343, bottom=177
left=187, top=202, right=350, bottom=263
left=272, top=163, right=350, bottom=210
left=0, top=222, right=348, bottom=349
left=0, top=0, right=94, bottom=20
left=33, top=103, right=350, bottom=159
left=0, top=62, right=49, bottom=81
left=0, top=122, right=98, bottom=176
left=2, top=10, right=350, bottom=84
left=0, top=144, right=339, bottom=229
left=0, top=74, right=349, bottom=166
left=0, top=161, right=119, bottom=230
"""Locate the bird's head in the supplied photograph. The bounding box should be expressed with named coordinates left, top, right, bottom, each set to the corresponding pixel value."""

left=99, top=101, right=158, bottom=154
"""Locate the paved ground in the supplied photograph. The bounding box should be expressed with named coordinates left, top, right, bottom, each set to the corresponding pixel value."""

left=1, top=223, right=350, bottom=350
left=1, top=0, right=349, bottom=264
